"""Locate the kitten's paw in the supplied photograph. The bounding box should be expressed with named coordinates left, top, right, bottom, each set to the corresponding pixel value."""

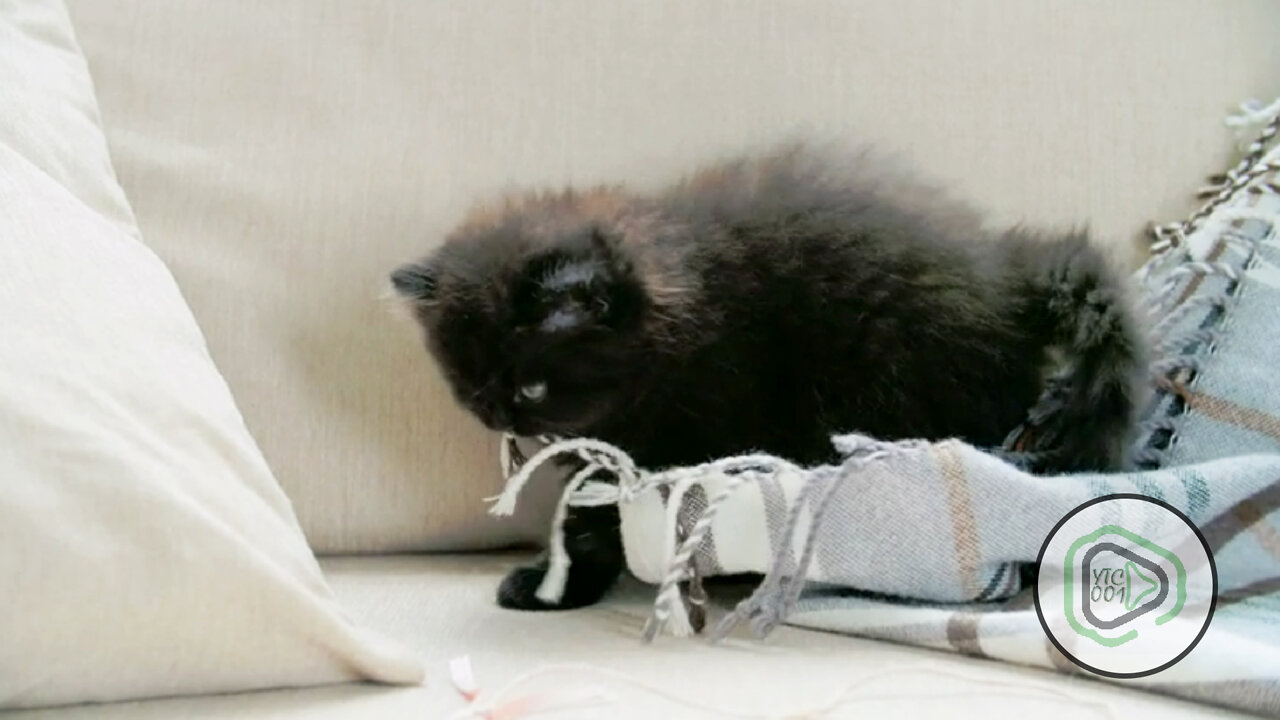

left=496, top=561, right=616, bottom=611
left=496, top=565, right=563, bottom=611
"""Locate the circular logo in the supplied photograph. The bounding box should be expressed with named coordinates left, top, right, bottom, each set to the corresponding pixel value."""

left=1034, top=494, right=1217, bottom=679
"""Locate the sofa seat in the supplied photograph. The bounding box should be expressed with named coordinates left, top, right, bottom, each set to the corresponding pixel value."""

left=5, top=554, right=1250, bottom=719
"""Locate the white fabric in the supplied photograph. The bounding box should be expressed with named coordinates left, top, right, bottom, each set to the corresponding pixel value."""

left=62, top=0, right=1280, bottom=554
left=0, top=1, right=424, bottom=709
left=0, top=555, right=1251, bottom=719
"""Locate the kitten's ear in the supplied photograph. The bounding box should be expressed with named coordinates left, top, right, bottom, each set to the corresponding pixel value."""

left=389, top=262, right=438, bottom=304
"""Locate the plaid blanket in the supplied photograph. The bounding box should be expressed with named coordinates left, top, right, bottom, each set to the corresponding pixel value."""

left=494, top=99, right=1280, bottom=717
left=776, top=110, right=1280, bottom=716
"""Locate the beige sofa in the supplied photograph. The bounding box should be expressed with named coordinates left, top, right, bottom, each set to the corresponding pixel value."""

left=6, top=1, right=1279, bottom=717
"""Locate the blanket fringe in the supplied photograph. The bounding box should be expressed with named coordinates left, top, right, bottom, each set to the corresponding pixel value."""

left=491, top=432, right=925, bottom=641
left=1131, top=96, right=1280, bottom=469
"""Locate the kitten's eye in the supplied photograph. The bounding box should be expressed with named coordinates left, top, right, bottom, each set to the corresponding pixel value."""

left=516, top=382, right=548, bottom=403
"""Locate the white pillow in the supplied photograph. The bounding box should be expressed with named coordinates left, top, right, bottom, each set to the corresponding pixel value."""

left=0, top=0, right=424, bottom=709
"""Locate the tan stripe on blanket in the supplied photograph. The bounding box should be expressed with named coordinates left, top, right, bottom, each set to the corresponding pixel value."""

left=1172, top=236, right=1229, bottom=308
left=1161, top=381, right=1280, bottom=443
left=1236, top=496, right=1280, bottom=563
left=1191, top=479, right=1280, bottom=564
left=938, top=442, right=982, bottom=600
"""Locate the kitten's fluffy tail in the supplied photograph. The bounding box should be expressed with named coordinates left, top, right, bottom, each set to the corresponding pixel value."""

left=1003, top=230, right=1149, bottom=473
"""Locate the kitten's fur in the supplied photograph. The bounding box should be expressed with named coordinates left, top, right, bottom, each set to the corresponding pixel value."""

left=392, top=142, right=1149, bottom=611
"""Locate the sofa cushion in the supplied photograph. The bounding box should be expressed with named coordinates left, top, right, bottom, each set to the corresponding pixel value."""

left=0, top=0, right=422, bottom=709
left=62, top=0, right=1280, bottom=553
left=0, top=555, right=1250, bottom=719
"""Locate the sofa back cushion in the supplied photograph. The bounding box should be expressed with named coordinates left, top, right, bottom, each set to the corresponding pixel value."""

left=64, top=0, right=1280, bottom=552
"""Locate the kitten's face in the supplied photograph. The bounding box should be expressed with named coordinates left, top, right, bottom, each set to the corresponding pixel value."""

left=392, top=219, right=650, bottom=437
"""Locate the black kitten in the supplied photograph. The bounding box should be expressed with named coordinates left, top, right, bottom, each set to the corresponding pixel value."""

left=391, top=142, right=1149, bottom=611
